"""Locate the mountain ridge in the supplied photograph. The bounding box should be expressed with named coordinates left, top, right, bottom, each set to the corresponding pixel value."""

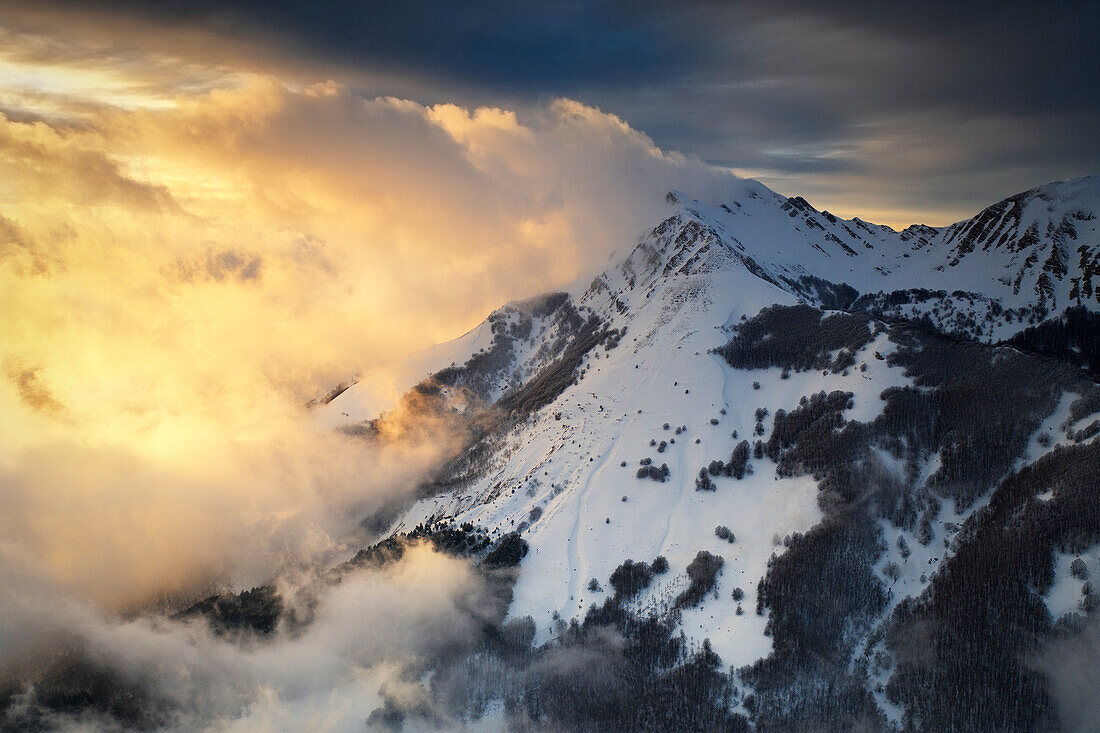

left=326, top=174, right=1099, bottom=426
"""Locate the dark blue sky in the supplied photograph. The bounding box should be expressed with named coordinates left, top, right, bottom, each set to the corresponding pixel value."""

left=15, top=0, right=1100, bottom=221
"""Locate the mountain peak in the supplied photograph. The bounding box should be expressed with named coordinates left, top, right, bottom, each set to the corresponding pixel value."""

left=648, top=176, right=1100, bottom=325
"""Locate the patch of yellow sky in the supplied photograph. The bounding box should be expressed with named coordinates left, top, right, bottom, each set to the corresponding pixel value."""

left=0, top=56, right=177, bottom=112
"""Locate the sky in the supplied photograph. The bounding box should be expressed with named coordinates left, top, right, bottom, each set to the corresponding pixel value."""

left=3, top=0, right=1097, bottom=224
left=0, top=2, right=1096, bottom=727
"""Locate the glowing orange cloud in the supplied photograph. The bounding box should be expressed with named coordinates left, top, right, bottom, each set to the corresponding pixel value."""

left=0, top=22, right=744, bottom=611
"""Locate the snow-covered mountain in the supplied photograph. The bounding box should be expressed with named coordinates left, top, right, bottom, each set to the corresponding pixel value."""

left=313, top=176, right=1100, bottom=729
left=328, top=174, right=1100, bottom=434
left=651, top=175, right=1099, bottom=343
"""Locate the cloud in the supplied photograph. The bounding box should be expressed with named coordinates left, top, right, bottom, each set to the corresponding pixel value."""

left=4, top=362, right=65, bottom=414
left=0, top=0, right=690, bottom=95
left=0, top=542, right=500, bottom=730
left=0, top=111, right=180, bottom=211
left=0, top=26, right=744, bottom=675
left=0, top=212, right=30, bottom=243
left=5, top=0, right=1095, bottom=228
left=1036, top=614, right=1100, bottom=733
left=586, top=0, right=1099, bottom=225
left=169, top=248, right=264, bottom=283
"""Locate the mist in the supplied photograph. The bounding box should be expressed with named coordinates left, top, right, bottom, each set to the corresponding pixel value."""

left=1038, top=614, right=1100, bottom=733
left=1, top=542, right=509, bottom=731
left=0, top=23, right=752, bottom=729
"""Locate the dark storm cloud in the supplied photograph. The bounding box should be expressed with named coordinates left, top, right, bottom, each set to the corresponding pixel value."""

left=760, top=0, right=1100, bottom=115
left=35, top=1, right=1094, bottom=104
left=15, top=0, right=694, bottom=91
left=592, top=0, right=1100, bottom=215
left=6, top=0, right=1097, bottom=222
